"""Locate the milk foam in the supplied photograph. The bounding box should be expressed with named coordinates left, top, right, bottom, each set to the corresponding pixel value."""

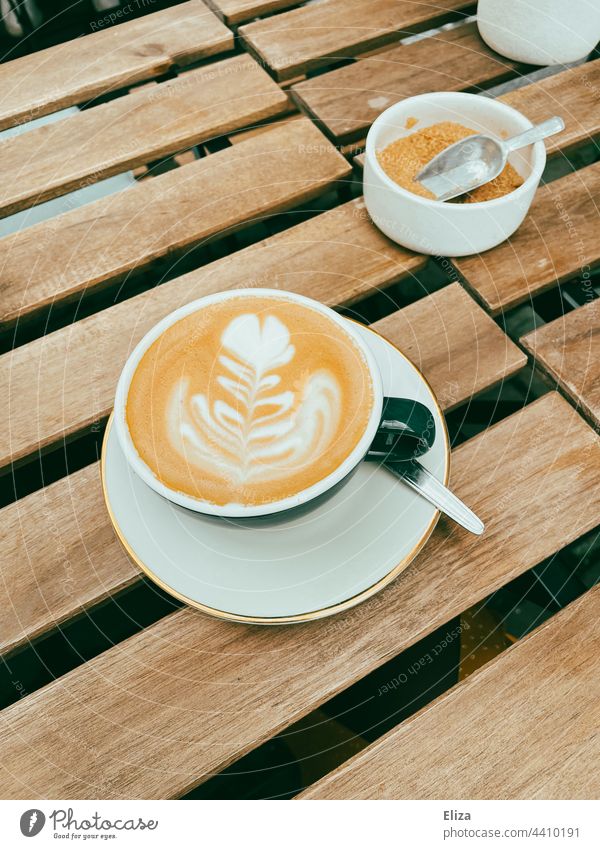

left=167, top=313, right=342, bottom=483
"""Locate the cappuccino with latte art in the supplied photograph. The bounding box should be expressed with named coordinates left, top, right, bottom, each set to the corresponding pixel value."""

left=121, top=291, right=379, bottom=511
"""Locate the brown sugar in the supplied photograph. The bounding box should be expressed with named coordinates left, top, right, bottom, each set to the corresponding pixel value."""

left=376, top=121, right=523, bottom=203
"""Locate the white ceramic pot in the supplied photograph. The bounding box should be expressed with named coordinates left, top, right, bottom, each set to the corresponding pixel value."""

left=363, top=91, right=546, bottom=257
left=114, top=288, right=384, bottom=518
left=477, top=0, right=600, bottom=65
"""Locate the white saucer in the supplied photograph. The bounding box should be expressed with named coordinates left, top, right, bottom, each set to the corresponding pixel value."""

left=102, top=322, right=450, bottom=624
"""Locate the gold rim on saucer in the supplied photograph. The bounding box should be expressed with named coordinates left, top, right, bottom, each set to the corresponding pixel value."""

left=100, top=322, right=451, bottom=625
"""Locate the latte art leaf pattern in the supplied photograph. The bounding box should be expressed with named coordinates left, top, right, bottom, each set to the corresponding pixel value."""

left=167, top=313, right=342, bottom=483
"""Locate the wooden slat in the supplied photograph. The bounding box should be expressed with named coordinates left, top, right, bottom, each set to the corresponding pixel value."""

left=228, top=113, right=302, bottom=145
left=0, top=117, right=350, bottom=328
left=0, top=283, right=525, bottom=654
left=0, top=55, right=289, bottom=217
left=522, top=300, right=600, bottom=429
left=0, top=463, right=130, bottom=656
left=373, top=283, right=526, bottom=412
left=1, top=392, right=598, bottom=798
left=239, top=0, right=474, bottom=81
left=455, top=161, right=600, bottom=314
left=299, top=585, right=600, bottom=799
left=292, top=22, right=521, bottom=145
left=354, top=58, right=600, bottom=171
left=0, top=196, right=420, bottom=472
left=0, top=1, right=233, bottom=132
left=206, top=0, right=301, bottom=26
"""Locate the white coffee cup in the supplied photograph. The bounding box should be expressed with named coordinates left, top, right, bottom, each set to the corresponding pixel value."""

left=114, top=288, right=384, bottom=518
left=363, top=91, right=546, bottom=257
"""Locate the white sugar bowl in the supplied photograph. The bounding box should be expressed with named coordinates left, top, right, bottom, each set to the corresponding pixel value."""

left=477, top=0, right=600, bottom=66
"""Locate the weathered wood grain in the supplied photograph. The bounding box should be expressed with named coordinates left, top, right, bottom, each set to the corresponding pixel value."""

left=0, top=1, right=233, bottom=132
left=0, top=463, right=132, bottom=656
left=374, top=283, right=526, bottom=412
left=501, top=58, right=600, bottom=158
left=0, top=283, right=525, bottom=654
left=1, top=392, right=598, bottom=798
left=352, top=58, right=600, bottom=168
left=455, top=161, right=600, bottom=314
left=522, top=299, right=600, bottom=429
left=0, top=197, right=416, bottom=472
left=228, top=113, right=302, bottom=145
left=0, top=117, right=350, bottom=328
left=0, top=55, right=289, bottom=217
left=299, top=584, right=600, bottom=799
left=240, top=0, right=474, bottom=81
left=292, top=22, right=521, bottom=144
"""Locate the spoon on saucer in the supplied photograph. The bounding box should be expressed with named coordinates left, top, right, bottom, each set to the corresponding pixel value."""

left=415, top=115, right=564, bottom=202
left=368, top=397, right=484, bottom=536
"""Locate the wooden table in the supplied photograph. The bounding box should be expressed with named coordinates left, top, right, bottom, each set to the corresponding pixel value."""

left=1, top=1, right=599, bottom=800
